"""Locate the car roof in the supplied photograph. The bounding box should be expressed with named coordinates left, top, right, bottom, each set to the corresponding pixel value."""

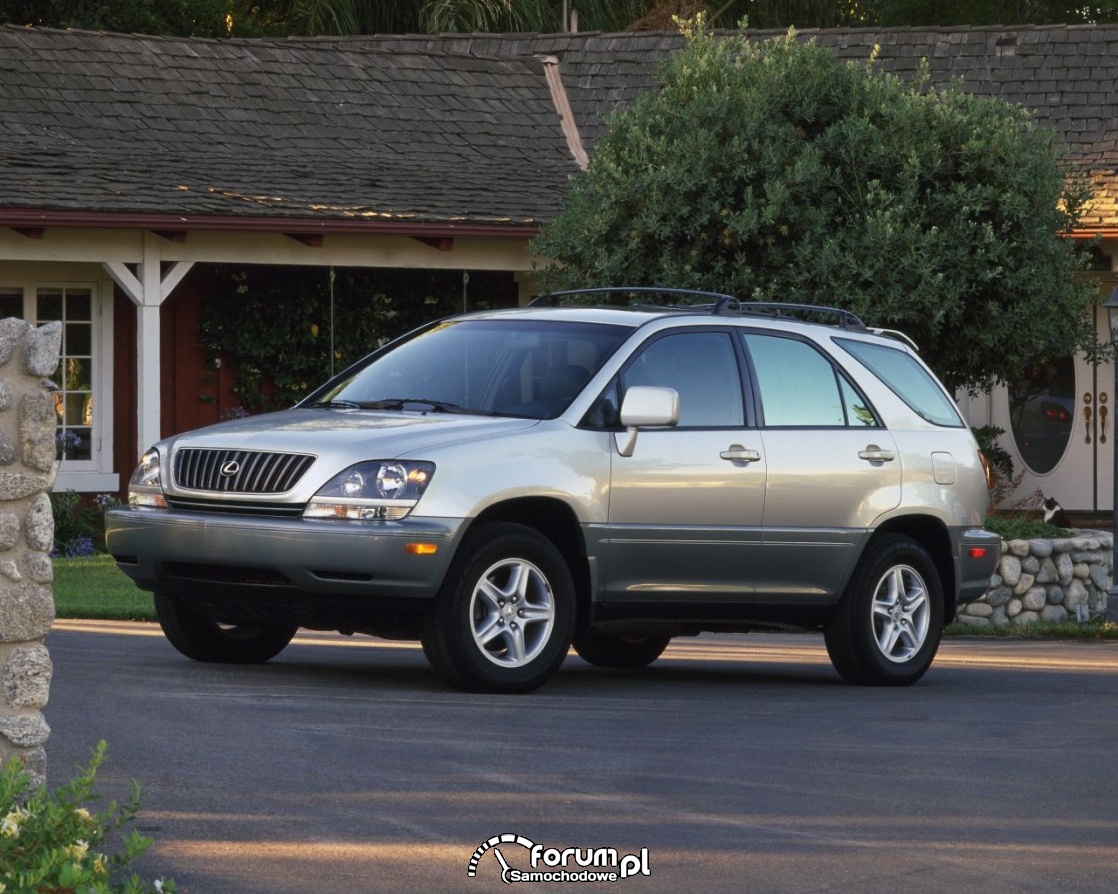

left=454, top=289, right=918, bottom=351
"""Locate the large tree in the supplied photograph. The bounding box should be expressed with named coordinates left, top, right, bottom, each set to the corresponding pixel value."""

left=4, top=1, right=1116, bottom=36
left=0, top=0, right=292, bottom=35
left=531, top=20, right=1101, bottom=394
left=284, top=0, right=1118, bottom=35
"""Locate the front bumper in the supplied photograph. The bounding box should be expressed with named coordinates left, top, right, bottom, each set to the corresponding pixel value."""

left=104, top=507, right=466, bottom=599
left=954, top=526, right=1002, bottom=605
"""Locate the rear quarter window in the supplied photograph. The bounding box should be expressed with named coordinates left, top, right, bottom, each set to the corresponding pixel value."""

left=835, top=338, right=963, bottom=428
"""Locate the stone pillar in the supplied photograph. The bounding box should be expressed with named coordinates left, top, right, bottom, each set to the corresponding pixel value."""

left=0, top=319, right=62, bottom=784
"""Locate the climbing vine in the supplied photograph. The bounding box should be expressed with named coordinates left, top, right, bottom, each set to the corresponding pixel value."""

left=199, top=266, right=515, bottom=413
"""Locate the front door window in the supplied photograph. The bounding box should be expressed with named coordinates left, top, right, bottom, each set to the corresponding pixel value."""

left=1008, top=355, right=1075, bottom=475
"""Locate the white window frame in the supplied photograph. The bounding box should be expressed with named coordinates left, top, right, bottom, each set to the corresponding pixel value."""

left=0, top=280, right=117, bottom=492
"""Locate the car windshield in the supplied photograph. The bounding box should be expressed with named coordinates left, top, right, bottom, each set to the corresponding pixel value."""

left=306, top=318, right=633, bottom=419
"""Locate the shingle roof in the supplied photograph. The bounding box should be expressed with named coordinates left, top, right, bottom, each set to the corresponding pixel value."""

left=0, top=26, right=578, bottom=227
left=2, top=23, right=1118, bottom=230
left=311, top=24, right=1118, bottom=230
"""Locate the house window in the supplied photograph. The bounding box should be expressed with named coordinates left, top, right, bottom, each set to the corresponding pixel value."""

left=0, top=282, right=116, bottom=491
left=38, top=287, right=94, bottom=461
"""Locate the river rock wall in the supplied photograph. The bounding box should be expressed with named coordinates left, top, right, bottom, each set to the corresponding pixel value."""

left=958, top=532, right=1113, bottom=626
left=0, top=320, right=62, bottom=784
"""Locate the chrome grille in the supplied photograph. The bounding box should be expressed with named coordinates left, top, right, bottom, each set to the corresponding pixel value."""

left=173, top=449, right=314, bottom=494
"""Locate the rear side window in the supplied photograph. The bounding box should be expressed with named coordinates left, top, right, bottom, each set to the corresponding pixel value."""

left=742, top=333, right=878, bottom=427
left=836, top=338, right=963, bottom=428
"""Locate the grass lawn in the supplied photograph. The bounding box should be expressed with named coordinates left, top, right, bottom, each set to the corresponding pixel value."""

left=53, top=554, right=155, bottom=621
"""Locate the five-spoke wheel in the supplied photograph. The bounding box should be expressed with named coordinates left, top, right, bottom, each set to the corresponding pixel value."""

left=824, top=534, right=944, bottom=686
left=421, top=522, right=575, bottom=693
left=469, top=556, right=557, bottom=669
left=870, top=563, right=931, bottom=665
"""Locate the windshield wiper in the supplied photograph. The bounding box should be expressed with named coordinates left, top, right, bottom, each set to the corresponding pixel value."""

left=308, top=397, right=501, bottom=416
left=306, top=399, right=363, bottom=410
left=367, top=398, right=473, bottom=414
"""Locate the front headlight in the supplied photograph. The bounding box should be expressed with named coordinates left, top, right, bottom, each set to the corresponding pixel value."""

left=303, top=461, right=435, bottom=521
left=128, top=448, right=168, bottom=510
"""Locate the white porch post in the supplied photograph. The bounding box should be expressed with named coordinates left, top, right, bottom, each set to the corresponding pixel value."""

left=102, top=232, right=194, bottom=461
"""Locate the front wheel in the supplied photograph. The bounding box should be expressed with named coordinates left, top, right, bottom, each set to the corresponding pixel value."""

left=823, top=535, right=944, bottom=686
left=154, top=592, right=297, bottom=664
left=572, top=630, right=671, bottom=668
left=420, top=523, right=575, bottom=693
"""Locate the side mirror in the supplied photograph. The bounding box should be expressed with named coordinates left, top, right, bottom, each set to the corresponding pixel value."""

left=615, top=386, right=679, bottom=457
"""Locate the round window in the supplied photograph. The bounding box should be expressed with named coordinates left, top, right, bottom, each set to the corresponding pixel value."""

left=1008, top=355, right=1075, bottom=475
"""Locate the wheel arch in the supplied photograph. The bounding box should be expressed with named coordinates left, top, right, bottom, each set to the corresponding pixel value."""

left=465, top=497, right=592, bottom=626
left=870, top=514, right=957, bottom=622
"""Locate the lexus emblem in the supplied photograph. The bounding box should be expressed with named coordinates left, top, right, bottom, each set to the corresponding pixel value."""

left=220, top=460, right=240, bottom=477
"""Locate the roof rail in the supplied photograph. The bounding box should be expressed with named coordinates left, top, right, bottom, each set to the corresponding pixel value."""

left=869, top=327, right=920, bottom=351
left=530, top=286, right=738, bottom=308
left=733, top=302, right=868, bottom=331
left=530, top=287, right=870, bottom=331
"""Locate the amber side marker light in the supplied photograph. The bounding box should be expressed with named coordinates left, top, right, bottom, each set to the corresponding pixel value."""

left=978, top=451, right=993, bottom=490
left=405, top=543, right=438, bottom=556
left=968, top=547, right=988, bottom=559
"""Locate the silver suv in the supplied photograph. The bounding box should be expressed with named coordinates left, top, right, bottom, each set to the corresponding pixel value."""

left=106, top=288, right=999, bottom=693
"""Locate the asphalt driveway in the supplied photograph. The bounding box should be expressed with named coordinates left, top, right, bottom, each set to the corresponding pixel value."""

left=43, top=622, right=1118, bottom=893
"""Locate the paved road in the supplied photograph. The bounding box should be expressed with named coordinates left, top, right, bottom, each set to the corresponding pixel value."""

left=44, top=621, right=1118, bottom=893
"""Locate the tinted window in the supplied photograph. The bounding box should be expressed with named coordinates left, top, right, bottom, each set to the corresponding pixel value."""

left=743, top=333, right=877, bottom=427
left=622, top=331, right=744, bottom=427
left=314, top=319, right=631, bottom=419
left=836, top=338, right=963, bottom=428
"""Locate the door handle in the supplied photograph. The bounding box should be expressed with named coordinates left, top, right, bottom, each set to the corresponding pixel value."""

left=858, top=445, right=896, bottom=463
left=1101, top=392, right=1109, bottom=445
left=720, top=445, right=761, bottom=464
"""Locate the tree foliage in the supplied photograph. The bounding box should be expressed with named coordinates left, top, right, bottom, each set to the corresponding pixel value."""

left=0, top=0, right=291, bottom=36
left=5, top=0, right=1116, bottom=37
left=284, top=0, right=1118, bottom=36
left=287, top=0, right=654, bottom=36
left=532, top=21, right=1101, bottom=394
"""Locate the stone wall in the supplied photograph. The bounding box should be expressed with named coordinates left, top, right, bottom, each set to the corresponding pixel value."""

left=957, top=531, right=1114, bottom=627
left=0, top=320, right=62, bottom=784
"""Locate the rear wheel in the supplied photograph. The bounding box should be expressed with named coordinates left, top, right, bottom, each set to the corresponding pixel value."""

left=154, top=592, right=297, bottom=664
left=420, top=523, right=575, bottom=693
left=823, top=535, right=944, bottom=686
left=572, top=630, right=671, bottom=668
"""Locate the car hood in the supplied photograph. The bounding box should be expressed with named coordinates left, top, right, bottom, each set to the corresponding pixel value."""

left=162, top=408, right=541, bottom=459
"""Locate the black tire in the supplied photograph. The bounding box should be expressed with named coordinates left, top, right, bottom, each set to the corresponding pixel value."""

left=823, top=534, right=944, bottom=686
left=572, top=630, right=671, bottom=668
left=420, top=522, right=575, bottom=693
left=154, top=592, right=297, bottom=664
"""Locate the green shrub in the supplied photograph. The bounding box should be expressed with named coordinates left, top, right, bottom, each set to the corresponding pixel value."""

left=0, top=741, right=174, bottom=894
left=984, top=515, right=1071, bottom=541
left=50, top=491, right=120, bottom=557
left=532, top=16, right=1103, bottom=396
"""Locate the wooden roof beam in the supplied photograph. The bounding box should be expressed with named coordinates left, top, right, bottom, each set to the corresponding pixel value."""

left=285, top=233, right=324, bottom=247
left=412, top=236, right=454, bottom=252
